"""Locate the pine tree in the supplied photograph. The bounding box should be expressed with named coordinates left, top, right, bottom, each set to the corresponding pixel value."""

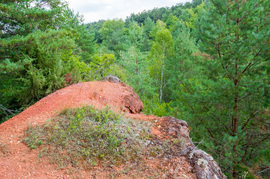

left=141, top=17, right=155, bottom=52
left=0, top=0, right=85, bottom=120
left=189, top=0, right=270, bottom=177
left=99, top=19, right=129, bottom=58
left=128, top=21, right=144, bottom=77
left=168, top=22, right=199, bottom=102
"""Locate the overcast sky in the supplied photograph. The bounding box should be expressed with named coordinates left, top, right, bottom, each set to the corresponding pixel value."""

left=66, top=0, right=192, bottom=23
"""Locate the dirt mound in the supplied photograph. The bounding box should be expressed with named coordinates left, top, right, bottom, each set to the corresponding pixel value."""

left=0, top=81, right=226, bottom=178
left=0, top=81, right=143, bottom=133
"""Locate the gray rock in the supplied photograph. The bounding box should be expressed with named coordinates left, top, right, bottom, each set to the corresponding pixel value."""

left=162, top=117, right=227, bottom=179
left=103, top=75, right=121, bottom=83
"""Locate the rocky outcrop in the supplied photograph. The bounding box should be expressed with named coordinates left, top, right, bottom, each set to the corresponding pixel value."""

left=102, top=75, right=144, bottom=113
left=154, top=117, right=227, bottom=179
left=187, top=147, right=227, bottom=179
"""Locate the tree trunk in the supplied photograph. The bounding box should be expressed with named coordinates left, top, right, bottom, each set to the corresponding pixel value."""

left=159, top=47, right=166, bottom=102
left=232, top=16, right=241, bottom=178
left=134, top=40, right=138, bottom=76
left=160, top=68, right=163, bottom=102
left=232, top=60, right=239, bottom=179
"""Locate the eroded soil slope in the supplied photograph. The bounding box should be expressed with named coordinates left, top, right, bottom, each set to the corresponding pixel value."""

left=0, top=81, right=225, bottom=178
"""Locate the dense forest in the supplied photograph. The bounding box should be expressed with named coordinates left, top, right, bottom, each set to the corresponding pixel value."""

left=0, top=0, right=269, bottom=178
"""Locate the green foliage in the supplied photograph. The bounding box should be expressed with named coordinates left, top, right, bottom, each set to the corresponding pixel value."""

left=99, top=19, right=129, bottom=58
left=143, top=17, right=155, bottom=36
left=0, top=0, right=91, bottom=120
left=143, top=96, right=173, bottom=117
left=2, top=1, right=269, bottom=178
left=88, top=54, right=126, bottom=81
left=23, top=105, right=184, bottom=175
left=99, top=19, right=125, bottom=40
left=165, top=14, right=179, bottom=30
left=183, top=0, right=270, bottom=177
left=1, top=29, right=84, bottom=105
left=140, top=17, right=155, bottom=51
left=128, top=21, right=144, bottom=48
left=0, top=0, right=69, bottom=38
left=87, top=20, right=105, bottom=43
left=168, top=23, right=199, bottom=101
left=119, top=46, right=152, bottom=97
left=75, top=25, right=97, bottom=63
left=148, top=25, right=174, bottom=102
left=149, top=20, right=166, bottom=40
left=184, top=2, right=205, bottom=29
left=124, top=1, right=199, bottom=25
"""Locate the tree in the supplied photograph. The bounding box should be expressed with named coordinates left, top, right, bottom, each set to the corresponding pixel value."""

left=188, top=0, right=270, bottom=177
left=191, top=0, right=204, bottom=8
left=120, top=47, right=151, bottom=97
left=141, top=17, right=155, bottom=52
left=149, top=20, right=166, bottom=40
left=143, top=17, right=155, bottom=36
left=148, top=26, right=174, bottom=102
left=1, top=29, right=85, bottom=103
left=165, top=14, right=179, bottom=30
left=0, top=0, right=76, bottom=37
left=168, top=22, right=199, bottom=102
left=99, top=19, right=129, bottom=57
left=87, top=20, right=105, bottom=44
left=75, top=25, right=97, bottom=63
left=89, top=54, right=127, bottom=81
left=127, top=21, right=144, bottom=76
left=0, top=0, right=85, bottom=121
left=89, top=54, right=115, bottom=79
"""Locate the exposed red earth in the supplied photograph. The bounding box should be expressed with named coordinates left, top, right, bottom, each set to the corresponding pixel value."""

left=0, top=81, right=226, bottom=178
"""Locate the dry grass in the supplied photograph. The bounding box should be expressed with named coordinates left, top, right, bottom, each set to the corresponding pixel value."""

left=0, top=142, right=10, bottom=156
left=23, top=105, right=185, bottom=178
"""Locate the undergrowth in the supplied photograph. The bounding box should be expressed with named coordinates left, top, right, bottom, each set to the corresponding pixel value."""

left=23, top=105, right=156, bottom=170
left=23, top=105, right=186, bottom=177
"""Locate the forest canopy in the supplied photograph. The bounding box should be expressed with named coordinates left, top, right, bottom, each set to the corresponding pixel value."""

left=0, top=0, right=269, bottom=178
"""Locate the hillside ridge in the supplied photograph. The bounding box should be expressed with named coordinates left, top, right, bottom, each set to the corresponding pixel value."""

left=0, top=81, right=226, bottom=178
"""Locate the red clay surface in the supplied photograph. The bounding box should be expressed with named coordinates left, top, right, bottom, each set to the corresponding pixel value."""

left=0, top=81, right=195, bottom=178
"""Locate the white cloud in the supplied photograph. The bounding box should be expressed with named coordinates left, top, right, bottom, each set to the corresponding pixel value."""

left=65, top=0, right=192, bottom=23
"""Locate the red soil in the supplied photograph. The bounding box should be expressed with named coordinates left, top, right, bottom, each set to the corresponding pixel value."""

left=0, top=81, right=195, bottom=178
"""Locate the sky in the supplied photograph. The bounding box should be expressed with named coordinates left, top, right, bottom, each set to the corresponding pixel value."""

left=66, top=0, right=192, bottom=23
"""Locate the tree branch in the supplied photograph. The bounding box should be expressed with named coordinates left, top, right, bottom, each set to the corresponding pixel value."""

left=0, top=105, right=17, bottom=115
left=201, top=101, right=233, bottom=135
left=243, top=134, right=270, bottom=147
left=255, top=167, right=270, bottom=176
left=180, top=82, right=224, bottom=147
left=241, top=111, right=258, bottom=130
left=240, top=48, right=263, bottom=76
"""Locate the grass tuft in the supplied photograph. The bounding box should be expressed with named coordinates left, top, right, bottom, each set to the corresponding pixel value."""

left=0, top=142, right=10, bottom=156
left=23, top=105, right=154, bottom=169
left=23, top=105, right=186, bottom=177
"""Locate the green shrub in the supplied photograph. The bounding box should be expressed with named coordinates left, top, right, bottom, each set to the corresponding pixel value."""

left=23, top=105, right=186, bottom=178
left=23, top=105, right=154, bottom=169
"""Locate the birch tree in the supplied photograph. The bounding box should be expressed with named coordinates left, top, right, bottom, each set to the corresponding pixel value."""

left=149, top=27, right=174, bottom=102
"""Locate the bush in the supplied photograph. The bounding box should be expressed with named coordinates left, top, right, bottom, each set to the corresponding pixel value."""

left=23, top=105, right=154, bottom=169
